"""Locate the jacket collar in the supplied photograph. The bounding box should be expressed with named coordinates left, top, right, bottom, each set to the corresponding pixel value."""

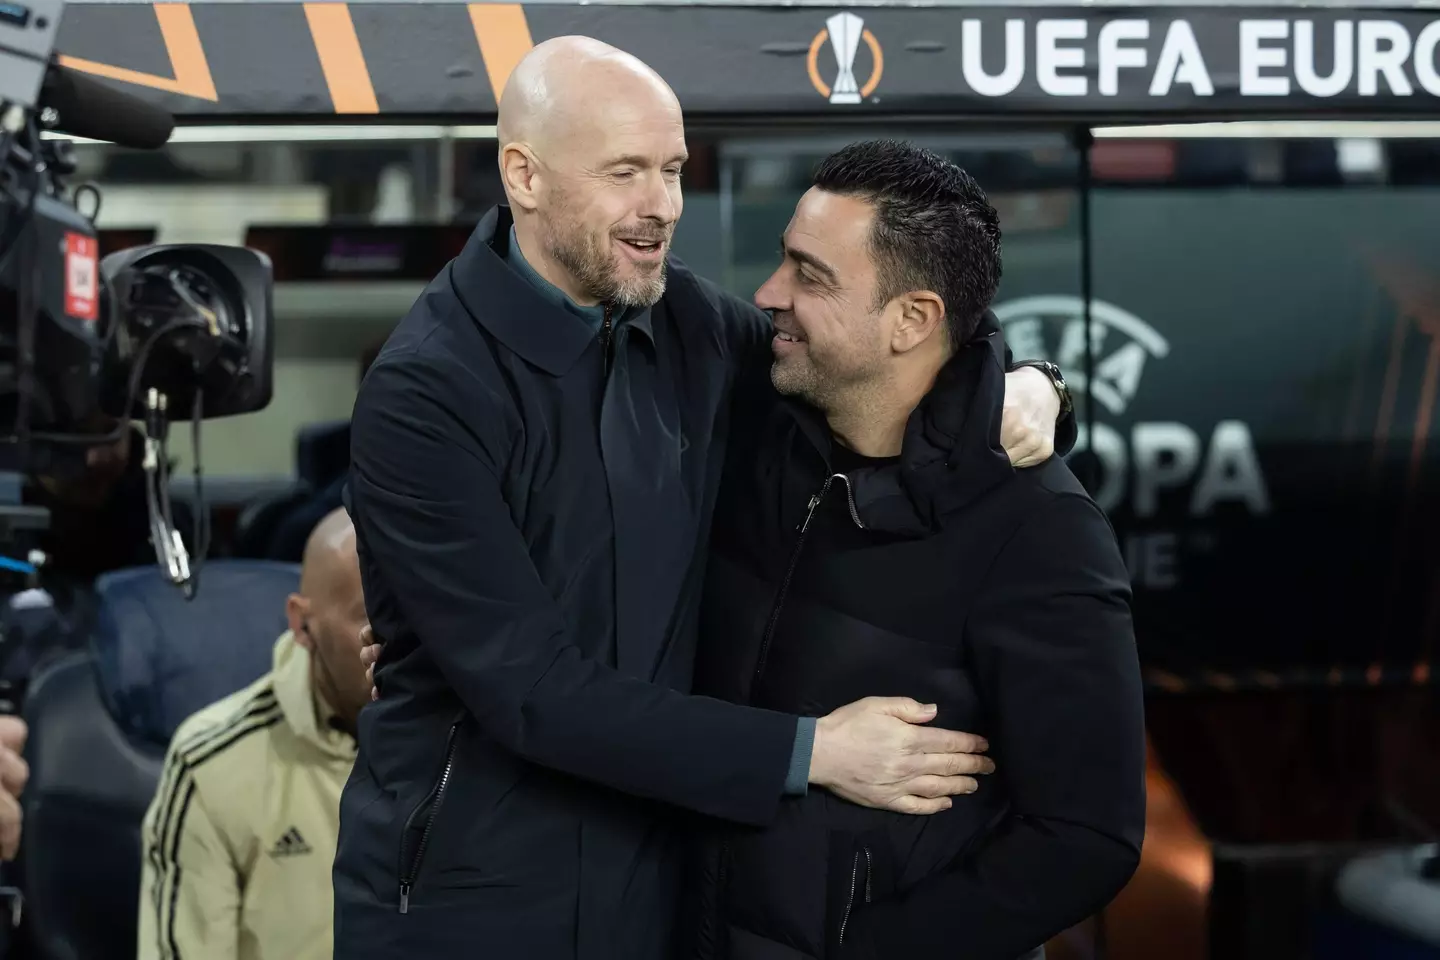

left=449, top=206, right=653, bottom=376
left=271, top=629, right=357, bottom=761
left=780, top=310, right=1016, bottom=537
left=503, top=225, right=653, bottom=341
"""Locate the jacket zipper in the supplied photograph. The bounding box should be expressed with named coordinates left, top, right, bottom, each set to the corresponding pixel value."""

left=838, top=845, right=873, bottom=947
left=838, top=472, right=866, bottom=530
left=600, top=303, right=614, bottom=375
left=715, top=473, right=866, bottom=950
left=711, top=478, right=834, bottom=950
left=750, top=482, right=825, bottom=687
left=398, top=720, right=461, bottom=914
left=751, top=472, right=863, bottom=688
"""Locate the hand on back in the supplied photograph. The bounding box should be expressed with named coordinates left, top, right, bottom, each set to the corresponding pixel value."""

left=810, top=697, right=995, bottom=815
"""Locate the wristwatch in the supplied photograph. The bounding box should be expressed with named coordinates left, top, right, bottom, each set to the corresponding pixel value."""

left=1012, top=359, right=1073, bottom=418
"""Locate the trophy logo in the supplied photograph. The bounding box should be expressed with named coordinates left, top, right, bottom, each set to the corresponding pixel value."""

left=806, top=12, right=884, bottom=104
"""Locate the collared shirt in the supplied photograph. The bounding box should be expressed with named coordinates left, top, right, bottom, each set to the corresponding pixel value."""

left=503, top=225, right=647, bottom=333
left=137, top=630, right=356, bottom=960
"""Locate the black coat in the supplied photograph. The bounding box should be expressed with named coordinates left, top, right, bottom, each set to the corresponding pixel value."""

left=333, top=208, right=800, bottom=960
left=693, top=314, right=1147, bottom=960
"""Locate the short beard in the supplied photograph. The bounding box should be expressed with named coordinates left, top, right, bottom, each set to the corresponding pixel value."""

left=770, top=335, right=887, bottom=416
left=540, top=205, right=668, bottom=309
left=770, top=357, right=857, bottom=414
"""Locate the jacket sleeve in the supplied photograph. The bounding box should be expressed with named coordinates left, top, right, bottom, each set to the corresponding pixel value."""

left=350, top=353, right=798, bottom=827
left=136, top=759, right=240, bottom=960
left=843, top=493, right=1146, bottom=960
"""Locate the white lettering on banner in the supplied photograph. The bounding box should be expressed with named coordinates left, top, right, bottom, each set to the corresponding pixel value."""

left=1150, top=20, right=1214, bottom=96
left=1037, top=19, right=1089, bottom=96
left=1358, top=20, right=1413, bottom=96
left=1294, top=21, right=1353, bottom=97
left=1098, top=20, right=1149, bottom=97
left=965, top=18, right=1217, bottom=98
left=962, top=19, right=1025, bottom=96
left=1419, top=21, right=1440, bottom=94
left=993, top=296, right=1272, bottom=591
left=1240, top=19, right=1292, bottom=95
left=951, top=16, right=1440, bottom=99
left=1235, top=17, right=1440, bottom=96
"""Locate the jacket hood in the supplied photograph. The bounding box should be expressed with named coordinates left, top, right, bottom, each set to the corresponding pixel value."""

left=780, top=310, right=1016, bottom=537
left=272, top=629, right=358, bottom=761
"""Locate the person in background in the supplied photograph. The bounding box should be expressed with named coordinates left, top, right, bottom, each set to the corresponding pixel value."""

left=136, top=507, right=366, bottom=960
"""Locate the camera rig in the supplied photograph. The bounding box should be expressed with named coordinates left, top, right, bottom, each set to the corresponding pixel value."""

left=0, top=0, right=275, bottom=596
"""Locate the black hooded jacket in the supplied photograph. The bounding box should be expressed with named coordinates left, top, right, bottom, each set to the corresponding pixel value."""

left=692, top=313, right=1148, bottom=960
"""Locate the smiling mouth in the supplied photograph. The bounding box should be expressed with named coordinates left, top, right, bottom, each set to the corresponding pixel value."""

left=774, top=330, right=805, bottom=343
left=617, top=238, right=664, bottom=254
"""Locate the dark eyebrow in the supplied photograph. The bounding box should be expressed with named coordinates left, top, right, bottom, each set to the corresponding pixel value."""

left=780, top=235, right=838, bottom=284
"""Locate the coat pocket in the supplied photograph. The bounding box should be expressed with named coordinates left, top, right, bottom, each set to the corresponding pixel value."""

left=824, top=829, right=893, bottom=957
left=396, top=717, right=463, bottom=913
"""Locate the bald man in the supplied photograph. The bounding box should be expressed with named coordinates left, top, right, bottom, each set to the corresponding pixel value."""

left=337, top=36, right=1071, bottom=960
left=137, top=508, right=366, bottom=960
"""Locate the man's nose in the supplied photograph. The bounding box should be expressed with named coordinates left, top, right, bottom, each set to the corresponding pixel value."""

left=637, top=171, right=678, bottom=223
left=754, top=269, right=789, bottom=312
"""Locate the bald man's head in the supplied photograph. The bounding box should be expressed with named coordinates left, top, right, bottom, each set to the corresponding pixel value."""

left=299, top=507, right=358, bottom=601
left=287, top=508, right=369, bottom=731
left=496, top=36, right=687, bottom=309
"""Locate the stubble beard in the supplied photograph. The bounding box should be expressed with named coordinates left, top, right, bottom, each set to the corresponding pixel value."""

left=541, top=207, right=668, bottom=309
left=771, top=342, right=886, bottom=419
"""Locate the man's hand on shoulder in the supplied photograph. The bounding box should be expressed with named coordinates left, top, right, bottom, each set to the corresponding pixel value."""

left=1001, top=366, right=1063, bottom=468
left=809, top=698, right=994, bottom=815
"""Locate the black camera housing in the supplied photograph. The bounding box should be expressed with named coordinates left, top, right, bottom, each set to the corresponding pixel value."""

left=99, top=244, right=274, bottom=422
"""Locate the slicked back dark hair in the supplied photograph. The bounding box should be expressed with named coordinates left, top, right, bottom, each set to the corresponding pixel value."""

left=812, top=139, right=1002, bottom=353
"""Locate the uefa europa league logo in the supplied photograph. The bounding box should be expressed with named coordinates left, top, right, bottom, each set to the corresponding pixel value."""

left=825, top=12, right=865, bottom=104
left=806, top=13, right=884, bottom=104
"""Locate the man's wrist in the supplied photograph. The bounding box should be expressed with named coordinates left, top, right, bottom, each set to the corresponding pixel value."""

left=1012, top=359, right=1072, bottom=419
left=784, top=717, right=817, bottom=795
left=806, top=712, right=838, bottom=789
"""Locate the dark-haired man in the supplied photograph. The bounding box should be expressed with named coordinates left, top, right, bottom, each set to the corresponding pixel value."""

left=692, top=140, right=1147, bottom=960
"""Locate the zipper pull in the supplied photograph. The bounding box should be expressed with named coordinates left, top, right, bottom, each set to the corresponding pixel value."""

left=399, top=881, right=411, bottom=914
left=796, top=494, right=821, bottom=533
left=600, top=304, right=614, bottom=375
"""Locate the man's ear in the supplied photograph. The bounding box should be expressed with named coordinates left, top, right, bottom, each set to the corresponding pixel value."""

left=891, top=291, right=946, bottom=354
left=286, top=594, right=311, bottom=649
left=500, top=142, right=542, bottom=212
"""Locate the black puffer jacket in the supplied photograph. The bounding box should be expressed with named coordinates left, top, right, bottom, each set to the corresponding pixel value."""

left=692, top=314, right=1147, bottom=960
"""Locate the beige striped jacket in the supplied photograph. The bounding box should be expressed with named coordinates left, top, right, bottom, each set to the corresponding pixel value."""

left=136, top=630, right=356, bottom=960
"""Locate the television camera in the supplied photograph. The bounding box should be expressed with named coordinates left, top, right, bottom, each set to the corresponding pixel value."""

left=0, top=0, right=274, bottom=597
